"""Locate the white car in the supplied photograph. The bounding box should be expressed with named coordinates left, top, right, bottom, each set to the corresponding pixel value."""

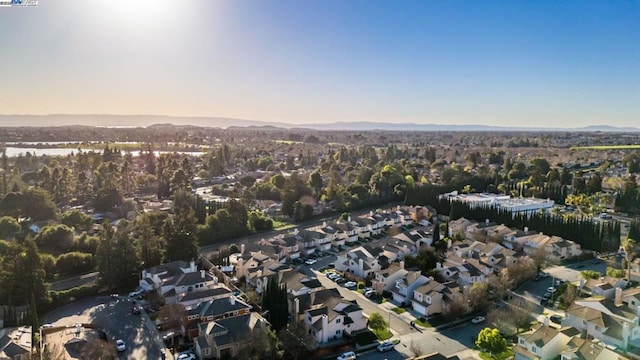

left=116, top=339, right=126, bottom=352
left=344, top=281, right=357, bottom=289
left=305, top=259, right=317, bottom=265
left=177, top=353, right=196, bottom=360
left=547, top=287, right=557, bottom=293
left=377, top=340, right=394, bottom=352
left=471, top=316, right=485, bottom=324
left=337, top=351, right=357, bottom=360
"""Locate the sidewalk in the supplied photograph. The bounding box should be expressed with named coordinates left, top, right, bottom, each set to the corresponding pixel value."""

left=141, top=309, right=174, bottom=360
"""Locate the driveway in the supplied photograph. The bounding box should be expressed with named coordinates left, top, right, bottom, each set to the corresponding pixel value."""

left=43, top=296, right=170, bottom=360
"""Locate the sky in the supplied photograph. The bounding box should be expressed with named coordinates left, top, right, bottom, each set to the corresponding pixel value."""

left=0, top=0, right=638, bottom=128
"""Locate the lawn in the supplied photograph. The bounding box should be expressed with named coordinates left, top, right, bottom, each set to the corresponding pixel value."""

left=372, top=328, right=393, bottom=340
left=414, top=318, right=432, bottom=328
left=354, top=330, right=378, bottom=346
left=479, top=348, right=514, bottom=360
left=271, top=219, right=296, bottom=231
left=391, top=307, right=406, bottom=314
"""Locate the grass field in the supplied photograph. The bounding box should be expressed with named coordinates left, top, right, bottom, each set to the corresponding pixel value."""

left=571, top=145, right=640, bottom=150
left=274, top=140, right=303, bottom=144
left=271, top=219, right=296, bottom=231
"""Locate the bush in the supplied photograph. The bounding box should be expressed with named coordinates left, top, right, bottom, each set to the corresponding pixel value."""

left=56, top=252, right=96, bottom=276
left=47, top=284, right=100, bottom=311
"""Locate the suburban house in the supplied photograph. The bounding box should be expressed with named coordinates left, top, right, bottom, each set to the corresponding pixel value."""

left=502, top=227, right=537, bottom=250
left=138, top=261, right=222, bottom=305
left=194, top=312, right=269, bottom=359
left=373, top=261, right=408, bottom=292
left=138, top=260, right=198, bottom=293
left=299, top=229, right=331, bottom=253
left=332, top=221, right=359, bottom=244
left=485, top=224, right=513, bottom=243
left=514, top=325, right=579, bottom=360
left=448, top=217, right=476, bottom=238
left=465, top=220, right=500, bottom=242
left=289, top=288, right=366, bottom=345
left=176, top=286, right=233, bottom=310
left=411, top=280, right=446, bottom=317
left=390, top=271, right=430, bottom=306
left=392, top=228, right=433, bottom=250
left=315, top=222, right=345, bottom=248
left=521, top=234, right=583, bottom=261
left=563, top=296, right=640, bottom=351
left=334, top=245, right=383, bottom=278
left=578, top=278, right=628, bottom=300
left=184, top=296, right=253, bottom=339
left=280, top=270, right=323, bottom=297
left=560, top=338, right=630, bottom=360
left=0, top=326, right=31, bottom=360
left=473, top=242, right=520, bottom=270
left=360, top=212, right=386, bottom=236
left=303, top=296, right=366, bottom=344
left=436, top=257, right=492, bottom=287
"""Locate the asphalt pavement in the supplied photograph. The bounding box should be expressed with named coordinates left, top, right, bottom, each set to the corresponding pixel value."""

left=43, top=295, right=170, bottom=360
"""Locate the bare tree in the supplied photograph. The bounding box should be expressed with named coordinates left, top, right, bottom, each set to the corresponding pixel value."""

left=277, top=320, right=314, bottom=360
left=157, top=303, right=186, bottom=349
left=445, top=295, right=470, bottom=318
left=409, top=340, right=423, bottom=357
left=504, top=257, right=537, bottom=285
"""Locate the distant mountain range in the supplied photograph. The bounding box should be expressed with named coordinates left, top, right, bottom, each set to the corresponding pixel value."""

left=0, top=114, right=638, bottom=132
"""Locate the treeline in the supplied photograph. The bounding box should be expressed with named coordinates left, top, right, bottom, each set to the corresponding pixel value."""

left=406, top=185, right=620, bottom=252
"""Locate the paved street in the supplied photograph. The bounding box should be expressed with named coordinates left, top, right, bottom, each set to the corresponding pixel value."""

left=357, top=348, right=406, bottom=360
left=43, top=296, right=170, bottom=360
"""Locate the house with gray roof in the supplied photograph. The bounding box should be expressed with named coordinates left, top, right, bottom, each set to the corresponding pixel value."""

left=194, top=312, right=269, bottom=359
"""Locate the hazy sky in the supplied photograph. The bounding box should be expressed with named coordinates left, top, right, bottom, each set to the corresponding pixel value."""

left=0, top=0, right=638, bottom=127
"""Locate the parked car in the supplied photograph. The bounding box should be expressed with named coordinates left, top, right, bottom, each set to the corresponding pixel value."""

left=547, top=287, right=557, bottom=293
left=305, top=259, right=317, bottom=265
left=344, top=281, right=357, bottom=289
left=550, top=315, right=563, bottom=324
left=539, top=271, right=550, bottom=278
left=177, top=351, right=196, bottom=360
left=129, top=289, right=143, bottom=298
left=337, top=351, right=357, bottom=360
left=377, top=340, right=394, bottom=352
left=335, top=278, right=347, bottom=284
left=364, top=290, right=376, bottom=298
left=116, top=339, right=126, bottom=352
left=471, top=316, right=485, bottom=324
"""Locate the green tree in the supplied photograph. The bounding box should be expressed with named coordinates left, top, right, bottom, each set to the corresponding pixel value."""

left=623, top=238, right=637, bottom=282
left=60, top=209, right=93, bottom=232
left=476, top=327, right=507, bottom=353
left=134, top=215, right=165, bottom=267
left=35, top=224, right=75, bottom=252
left=277, top=321, right=314, bottom=360
left=309, top=170, right=323, bottom=198
left=368, top=312, right=387, bottom=335
left=580, top=270, right=601, bottom=280
left=163, top=206, right=199, bottom=262
left=0, top=216, right=20, bottom=239
left=262, top=276, right=288, bottom=332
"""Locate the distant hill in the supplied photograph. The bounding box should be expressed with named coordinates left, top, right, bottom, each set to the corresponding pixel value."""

left=0, top=114, right=638, bottom=132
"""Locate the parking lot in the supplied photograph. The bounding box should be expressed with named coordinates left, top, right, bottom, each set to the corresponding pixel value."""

left=514, top=258, right=608, bottom=305
left=43, top=295, right=169, bottom=359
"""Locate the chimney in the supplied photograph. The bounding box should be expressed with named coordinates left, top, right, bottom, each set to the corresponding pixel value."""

left=323, top=221, right=327, bottom=227
left=543, top=316, right=549, bottom=327
left=615, top=287, right=623, bottom=306
left=485, top=219, right=489, bottom=225
left=321, top=315, right=329, bottom=343
left=348, top=216, right=352, bottom=222
left=190, top=260, right=196, bottom=271
left=201, top=270, right=205, bottom=279
left=524, top=227, right=528, bottom=232
left=436, top=262, right=442, bottom=270
left=240, top=244, right=245, bottom=254
left=369, top=211, right=374, bottom=217
left=294, top=297, right=300, bottom=315
left=230, top=296, right=235, bottom=305
left=399, top=261, right=405, bottom=269
left=579, top=278, right=585, bottom=289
